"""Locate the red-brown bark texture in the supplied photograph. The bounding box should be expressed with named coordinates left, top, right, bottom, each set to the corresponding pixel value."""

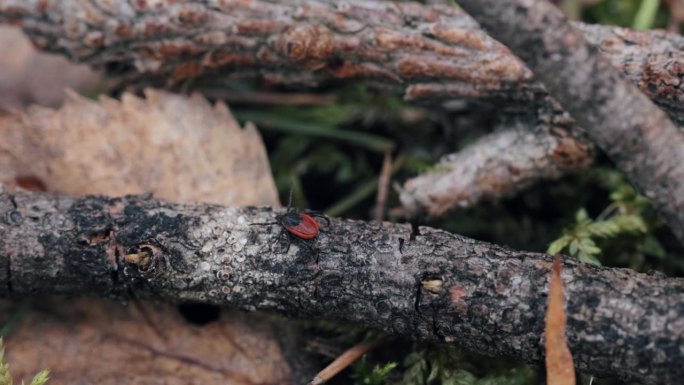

left=2, top=0, right=682, bottom=225
left=1, top=188, right=682, bottom=384
left=0, top=0, right=682, bottom=122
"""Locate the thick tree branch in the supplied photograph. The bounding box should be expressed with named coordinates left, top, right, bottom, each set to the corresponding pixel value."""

left=0, top=0, right=683, bottom=123
left=455, top=0, right=684, bottom=245
left=3, top=0, right=682, bottom=226
left=1, top=187, right=682, bottom=384
left=2, top=0, right=683, bottom=229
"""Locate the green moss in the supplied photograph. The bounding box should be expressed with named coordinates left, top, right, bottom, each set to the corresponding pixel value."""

left=0, top=339, right=50, bottom=385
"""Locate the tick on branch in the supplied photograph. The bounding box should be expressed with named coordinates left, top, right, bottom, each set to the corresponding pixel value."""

left=253, top=187, right=331, bottom=256
left=278, top=209, right=326, bottom=240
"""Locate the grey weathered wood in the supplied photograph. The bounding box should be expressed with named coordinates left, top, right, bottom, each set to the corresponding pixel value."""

left=0, top=187, right=682, bottom=384
left=400, top=120, right=595, bottom=216
left=455, top=0, right=684, bottom=246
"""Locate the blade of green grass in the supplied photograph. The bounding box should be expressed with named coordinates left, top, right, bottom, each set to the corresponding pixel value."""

left=561, top=0, right=581, bottom=20
left=0, top=299, right=32, bottom=337
left=633, top=0, right=660, bottom=30
left=324, top=156, right=405, bottom=217
left=234, top=111, right=395, bottom=153
left=324, top=177, right=379, bottom=217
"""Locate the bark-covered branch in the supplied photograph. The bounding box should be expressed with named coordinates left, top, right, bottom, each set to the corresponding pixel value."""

left=3, top=0, right=684, bottom=228
left=0, top=0, right=683, bottom=123
left=1, top=187, right=682, bottom=384
left=3, top=0, right=683, bottom=226
left=400, top=122, right=594, bottom=216
left=399, top=96, right=683, bottom=217
left=455, top=0, right=684, bottom=246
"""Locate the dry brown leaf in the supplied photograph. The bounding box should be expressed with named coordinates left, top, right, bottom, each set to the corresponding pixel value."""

left=545, top=254, right=576, bottom=385
left=0, top=89, right=297, bottom=383
left=2, top=298, right=293, bottom=385
left=0, top=89, right=278, bottom=206
left=0, top=26, right=101, bottom=113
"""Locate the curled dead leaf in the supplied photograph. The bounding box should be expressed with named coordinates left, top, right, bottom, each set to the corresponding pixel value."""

left=2, top=299, right=294, bottom=385
left=545, top=254, right=575, bottom=385
left=0, top=89, right=278, bottom=206
left=0, top=88, right=293, bottom=384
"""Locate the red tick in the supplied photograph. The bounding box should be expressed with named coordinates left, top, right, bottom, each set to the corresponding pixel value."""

left=278, top=211, right=321, bottom=240
left=253, top=186, right=330, bottom=255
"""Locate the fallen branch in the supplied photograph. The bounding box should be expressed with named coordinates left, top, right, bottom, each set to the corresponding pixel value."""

left=399, top=121, right=594, bottom=216
left=0, top=0, right=683, bottom=123
left=399, top=96, right=682, bottom=217
left=455, top=0, right=684, bottom=246
left=3, top=0, right=682, bottom=227
left=0, top=187, right=681, bottom=384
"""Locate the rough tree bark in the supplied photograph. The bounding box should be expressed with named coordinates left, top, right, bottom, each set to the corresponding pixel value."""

left=0, top=0, right=682, bottom=122
left=2, top=0, right=682, bottom=223
left=1, top=187, right=682, bottom=385
left=400, top=117, right=595, bottom=216
left=400, top=99, right=683, bottom=217
left=455, top=0, right=684, bottom=246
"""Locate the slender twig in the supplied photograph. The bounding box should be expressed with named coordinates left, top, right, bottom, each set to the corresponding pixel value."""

left=374, top=151, right=393, bottom=223
left=399, top=123, right=594, bottom=216
left=309, top=338, right=385, bottom=385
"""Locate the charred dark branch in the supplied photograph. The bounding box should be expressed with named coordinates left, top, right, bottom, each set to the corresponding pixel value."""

left=0, top=187, right=682, bottom=384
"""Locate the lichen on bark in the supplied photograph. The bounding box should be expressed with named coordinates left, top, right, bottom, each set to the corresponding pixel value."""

left=0, top=187, right=682, bottom=384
